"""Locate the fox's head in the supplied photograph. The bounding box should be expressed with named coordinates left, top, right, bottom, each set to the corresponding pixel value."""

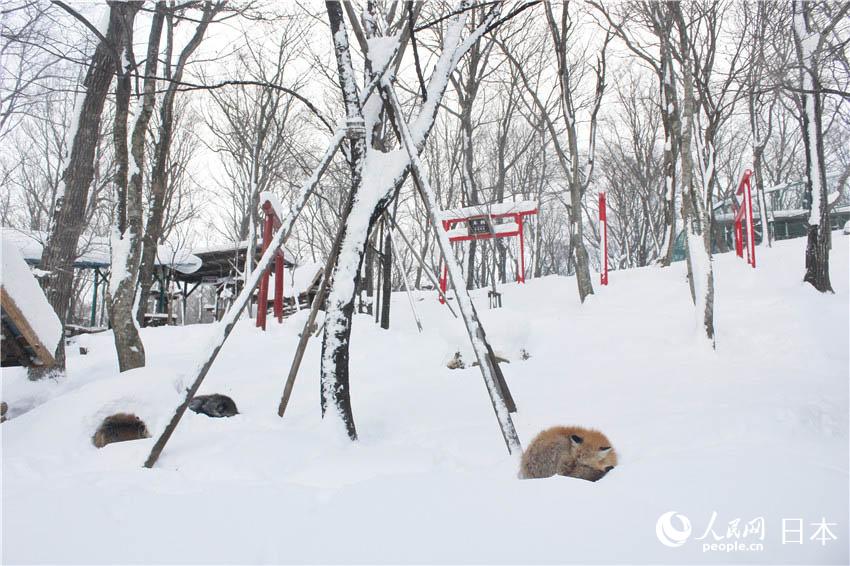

left=567, top=429, right=618, bottom=482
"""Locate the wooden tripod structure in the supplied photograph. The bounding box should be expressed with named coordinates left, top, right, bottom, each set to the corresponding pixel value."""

left=143, top=3, right=522, bottom=468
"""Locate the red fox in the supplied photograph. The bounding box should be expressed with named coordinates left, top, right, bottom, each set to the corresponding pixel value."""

left=519, top=426, right=617, bottom=481
left=92, top=413, right=150, bottom=448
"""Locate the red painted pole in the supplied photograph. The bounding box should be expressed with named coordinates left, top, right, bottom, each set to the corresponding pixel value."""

left=274, top=251, right=284, bottom=322
left=439, top=220, right=450, bottom=303
left=518, top=215, right=525, bottom=284
left=735, top=216, right=744, bottom=258
left=734, top=169, right=755, bottom=267
left=257, top=212, right=274, bottom=330
left=744, top=172, right=756, bottom=268
left=599, top=192, right=608, bottom=286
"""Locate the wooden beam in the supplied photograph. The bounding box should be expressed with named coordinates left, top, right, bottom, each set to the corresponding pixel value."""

left=0, top=287, right=57, bottom=367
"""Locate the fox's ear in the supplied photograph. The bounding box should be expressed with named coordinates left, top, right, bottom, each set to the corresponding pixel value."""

left=570, top=434, right=583, bottom=445
left=597, top=447, right=612, bottom=459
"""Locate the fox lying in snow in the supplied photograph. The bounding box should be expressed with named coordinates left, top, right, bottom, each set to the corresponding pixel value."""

left=519, top=426, right=617, bottom=482
left=92, top=413, right=150, bottom=448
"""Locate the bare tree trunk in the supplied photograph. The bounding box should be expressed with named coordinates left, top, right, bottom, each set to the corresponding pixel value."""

left=320, top=0, right=366, bottom=440
left=654, top=5, right=680, bottom=267
left=673, top=2, right=715, bottom=345
left=137, top=1, right=220, bottom=325
left=30, top=4, right=125, bottom=378
left=793, top=0, right=836, bottom=293
left=543, top=2, right=601, bottom=303
left=380, top=219, right=392, bottom=329
left=108, top=1, right=162, bottom=372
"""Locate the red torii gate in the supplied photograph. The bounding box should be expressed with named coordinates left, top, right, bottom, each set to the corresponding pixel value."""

left=437, top=200, right=538, bottom=303
left=734, top=169, right=756, bottom=269
left=256, top=196, right=286, bottom=330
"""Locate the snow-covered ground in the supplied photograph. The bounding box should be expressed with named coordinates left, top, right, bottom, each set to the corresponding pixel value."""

left=2, top=235, right=848, bottom=564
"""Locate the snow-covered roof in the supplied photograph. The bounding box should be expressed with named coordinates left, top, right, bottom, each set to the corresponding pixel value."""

left=2, top=228, right=201, bottom=274
left=439, top=200, right=538, bottom=221
left=1, top=235, right=62, bottom=361
left=284, top=261, right=323, bottom=297
left=446, top=221, right=520, bottom=240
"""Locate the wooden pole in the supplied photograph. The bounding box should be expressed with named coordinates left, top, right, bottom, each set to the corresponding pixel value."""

left=384, top=82, right=521, bottom=454
left=277, top=203, right=350, bottom=418
left=142, top=133, right=344, bottom=469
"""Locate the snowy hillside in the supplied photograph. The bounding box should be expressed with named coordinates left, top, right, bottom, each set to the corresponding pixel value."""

left=2, top=235, right=848, bottom=564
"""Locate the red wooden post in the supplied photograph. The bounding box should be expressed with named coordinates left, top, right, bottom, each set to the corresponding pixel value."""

left=744, top=172, right=756, bottom=268
left=439, top=262, right=448, bottom=304
left=439, top=220, right=450, bottom=303
left=735, top=215, right=744, bottom=258
left=599, top=192, right=608, bottom=286
left=734, top=170, right=755, bottom=268
left=274, top=250, right=284, bottom=322
left=256, top=211, right=274, bottom=330
left=517, top=214, right=525, bottom=283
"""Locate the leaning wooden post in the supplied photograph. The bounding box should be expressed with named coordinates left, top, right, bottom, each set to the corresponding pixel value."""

left=277, top=210, right=349, bottom=418
left=384, top=82, right=521, bottom=454
left=142, top=133, right=344, bottom=469
left=143, top=37, right=413, bottom=468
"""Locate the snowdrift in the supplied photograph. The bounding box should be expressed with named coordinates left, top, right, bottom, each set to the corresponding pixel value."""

left=1, top=235, right=847, bottom=564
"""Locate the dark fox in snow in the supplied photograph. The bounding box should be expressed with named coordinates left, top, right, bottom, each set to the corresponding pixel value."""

left=92, top=413, right=150, bottom=448
left=519, top=426, right=617, bottom=482
left=189, top=394, right=238, bottom=418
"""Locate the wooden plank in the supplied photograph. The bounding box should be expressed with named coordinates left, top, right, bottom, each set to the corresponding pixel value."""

left=0, top=287, right=57, bottom=367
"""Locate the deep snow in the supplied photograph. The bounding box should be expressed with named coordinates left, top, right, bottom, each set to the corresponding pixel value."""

left=1, top=235, right=848, bottom=564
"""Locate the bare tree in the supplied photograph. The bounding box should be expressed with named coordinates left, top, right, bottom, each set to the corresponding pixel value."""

left=107, top=1, right=164, bottom=372
left=30, top=1, right=134, bottom=377
left=137, top=0, right=225, bottom=325
left=791, top=0, right=849, bottom=293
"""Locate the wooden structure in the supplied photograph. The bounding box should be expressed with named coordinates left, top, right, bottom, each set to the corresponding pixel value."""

left=1, top=288, right=56, bottom=367
left=256, top=197, right=287, bottom=330
left=437, top=200, right=538, bottom=303
left=734, top=169, right=756, bottom=268
left=1, top=236, right=62, bottom=367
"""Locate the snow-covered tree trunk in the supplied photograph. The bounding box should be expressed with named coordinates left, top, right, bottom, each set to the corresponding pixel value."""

left=542, top=2, right=603, bottom=303
left=107, top=0, right=149, bottom=372
left=792, top=0, right=834, bottom=293
left=673, top=3, right=715, bottom=347
left=383, top=83, right=521, bottom=453
left=320, top=0, right=368, bottom=440
left=655, top=6, right=679, bottom=267
left=319, top=1, right=503, bottom=440
left=29, top=4, right=125, bottom=378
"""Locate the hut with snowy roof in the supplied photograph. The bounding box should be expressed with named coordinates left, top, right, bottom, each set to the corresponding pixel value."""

left=1, top=235, right=62, bottom=367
